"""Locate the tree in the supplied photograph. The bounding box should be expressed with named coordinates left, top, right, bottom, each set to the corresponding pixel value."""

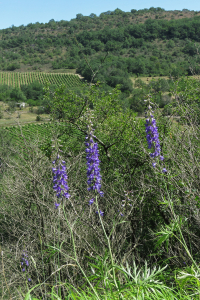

left=89, top=13, right=97, bottom=18
left=102, top=10, right=112, bottom=15
left=183, top=42, right=197, bottom=56
left=76, top=14, right=83, bottom=20
left=131, top=9, right=137, bottom=14
left=6, top=63, right=20, bottom=71
left=10, top=88, right=26, bottom=102
left=21, top=82, right=44, bottom=101
left=114, top=8, right=124, bottom=15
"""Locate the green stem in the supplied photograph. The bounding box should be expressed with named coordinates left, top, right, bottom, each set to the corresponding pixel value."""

left=58, top=207, right=61, bottom=298
left=95, top=196, right=123, bottom=299
left=38, top=234, right=47, bottom=299
left=162, top=177, right=200, bottom=271
left=62, top=202, right=101, bottom=300
left=53, top=226, right=57, bottom=294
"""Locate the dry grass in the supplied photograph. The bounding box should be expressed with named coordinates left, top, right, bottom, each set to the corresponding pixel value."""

left=130, top=75, right=200, bottom=86
left=0, top=103, right=49, bottom=127
left=128, top=10, right=200, bottom=24
left=130, top=76, right=170, bottom=86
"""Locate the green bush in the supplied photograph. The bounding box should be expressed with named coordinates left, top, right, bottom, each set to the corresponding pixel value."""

left=35, top=115, right=42, bottom=121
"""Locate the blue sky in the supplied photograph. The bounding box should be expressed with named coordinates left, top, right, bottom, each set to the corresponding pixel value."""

left=0, top=0, right=199, bottom=30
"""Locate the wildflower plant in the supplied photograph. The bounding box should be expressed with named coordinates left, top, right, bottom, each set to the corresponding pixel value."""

left=85, top=109, right=104, bottom=214
left=52, top=154, right=70, bottom=209
left=21, top=250, right=31, bottom=282
left=145, top=98, right=167, bottom=173
left=51, top=150, right=71, bottom=297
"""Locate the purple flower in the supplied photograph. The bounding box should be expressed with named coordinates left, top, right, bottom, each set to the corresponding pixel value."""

left=85, top=112, right=104, bottom=214
left=162, top=168, right=167, bottom=173
left=55, top=202, right=60, bottom=209
left=21, top=250, right=31, bottom=281
left=96, top=210, right=104, bottom=217
left=89, top=198, right=94, bottom=205
left=86, top=130, right=104, bottom=202
left=145, top=108, right=166, bottom=170
left=52, top=156, right=70, bottom=207
left=145, top=116, right=161, bottom=158
left=21, top=251, right=28, bottom=269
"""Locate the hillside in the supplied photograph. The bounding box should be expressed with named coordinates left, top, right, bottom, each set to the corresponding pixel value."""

left=0, top=7, right=200, bottom=95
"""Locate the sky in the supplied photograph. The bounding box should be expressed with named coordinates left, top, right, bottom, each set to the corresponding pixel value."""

left=0, top=0, right=199, bottom=30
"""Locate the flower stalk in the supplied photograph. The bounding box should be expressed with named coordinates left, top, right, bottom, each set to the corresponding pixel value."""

left=85, top=109, right=104, bottom=212
left=145, top=100, right=166, bottom=173
left=52, top=155, right=70, bottom=208
left=21, top=249, right=31, bottom=282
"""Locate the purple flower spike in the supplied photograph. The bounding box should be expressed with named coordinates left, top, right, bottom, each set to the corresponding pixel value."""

left=145, top=105, right=166, bottom=171
left=86, top=111, right=104, bottom=214
left=86, top=128, right=104, bottom=198
left=86, top=134, right=103, bottom=196
left=145, top=117, right=161, bottom=158
left=28, top=278, right=31, bottom=282
left=52, top=157, right=70, bottom=208
left=21, top=249, right=31, bottom=282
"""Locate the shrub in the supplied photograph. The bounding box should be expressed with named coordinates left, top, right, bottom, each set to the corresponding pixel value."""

left=36, top=115, right=42, bottom=121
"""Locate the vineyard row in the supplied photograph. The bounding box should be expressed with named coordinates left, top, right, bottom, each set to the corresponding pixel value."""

left=0, top=72, right=84, bottom=87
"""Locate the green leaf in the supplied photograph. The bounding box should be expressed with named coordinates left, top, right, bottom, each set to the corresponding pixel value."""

left=24, top=284, right=42, bottom=300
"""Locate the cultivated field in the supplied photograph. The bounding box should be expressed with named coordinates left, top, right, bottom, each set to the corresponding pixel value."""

left=0, top=72, right=84, bottom=87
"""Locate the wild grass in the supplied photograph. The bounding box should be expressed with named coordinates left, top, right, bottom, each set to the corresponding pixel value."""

left=130, top=75, right=200, bottom=86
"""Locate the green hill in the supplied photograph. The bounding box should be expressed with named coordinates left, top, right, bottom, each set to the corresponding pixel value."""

left=0, top=7, right=200, bottom=93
